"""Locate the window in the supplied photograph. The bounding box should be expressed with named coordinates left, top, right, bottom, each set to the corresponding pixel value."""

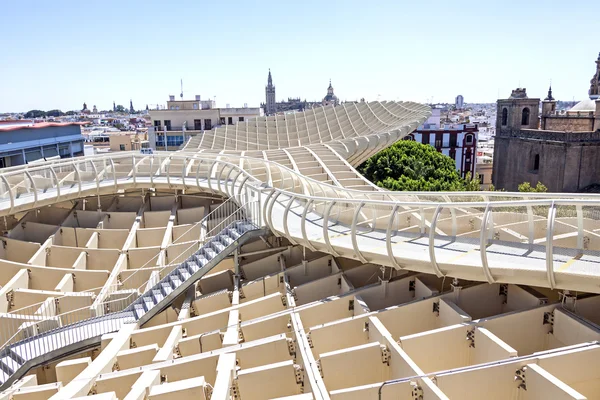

left=421, top=133, right=430, bottom=145
left=502, top=108, right=508, bottom=126
left=404, top=134, right=415, bottom=141
left=204, top=119, right=212, bottom=130
left=166, top=136, right=184, bottom=147
left=220, top=117, right=225, bottom=125
left=532, top=154, right=540, bottom=172
left=435, top=133, right=443, bottom=148
left=228, top=117, right=233, bottom=125
left=449, top=149, right=456, bottom=160
left=449, top=134, right=457, bottom=148
left=194, top=119, right=202, bottom=130
left=164, top=120, right=171, bottom=131
left=521, top=108, right=530, bottom=125
left=119, top=144, right=126, bottom=151
left=239, top=116, right=244, bottom=122
left=465, top=134, right=474, bottom=145
left=193, top=103, right=198, bottom=109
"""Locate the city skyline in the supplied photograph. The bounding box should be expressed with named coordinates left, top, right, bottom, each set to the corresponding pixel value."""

left=1, top=0, right=598, bottom=112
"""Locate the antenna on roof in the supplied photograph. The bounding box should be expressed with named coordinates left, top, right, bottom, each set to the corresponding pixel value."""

left=180, top=79, right=183, bottom=100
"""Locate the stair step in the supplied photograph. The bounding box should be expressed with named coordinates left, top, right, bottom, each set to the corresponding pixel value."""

left=134, top=304, right=146, bottom=319
left=187, top=261, right=200, bottom=273
left=161, top=282, right=173, bottom=296
left=0, top=369, right=9, bottom=385
left=204, top=249, right=216, bottom=259
left=228, top=229, right=241, bottom=239
left=212, top=242, right=225, bottom=252
left=143, top=297, right=155, bottom=311
left=152, top=289, right=164, bottom=303
left=194, top=255, right=208, bottom=266
left=170, top=276, right=182, bottom=287
left=221, top=236, right=234, bottom=245
left=0, top=355, right=21, bottom=375
left=178, top=268, right=191, bottom=280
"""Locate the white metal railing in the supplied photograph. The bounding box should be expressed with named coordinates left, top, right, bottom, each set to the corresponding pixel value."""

left=0, top=152, right=599, bottom=298
left=0, top=194, right=261, bottom=356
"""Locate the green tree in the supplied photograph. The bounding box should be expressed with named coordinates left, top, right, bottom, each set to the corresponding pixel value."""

left=359, top=140, right=480, bottom=191
left=517, top=181, right=548, bottom=193
left=24, top=110, right=46, bottom=118
left=115, top=105, right=126, bottom=113
left=46, top=109, right=64, bottom=117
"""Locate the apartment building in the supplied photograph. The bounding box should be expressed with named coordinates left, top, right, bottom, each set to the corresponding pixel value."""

left=148, top=95, right=262, bottom=150
left=0, top=121, right=85, bottom=168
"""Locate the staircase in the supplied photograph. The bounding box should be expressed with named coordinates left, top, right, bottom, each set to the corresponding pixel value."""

left=0, top=221, right=263, bottom=390
left=127, top=221, right=263, bottom=325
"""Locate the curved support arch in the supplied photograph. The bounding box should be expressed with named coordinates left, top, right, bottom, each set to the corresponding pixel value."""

left=479, top=204, right=495, bottom=284
left=386, top=204, right=402, bottom=270
left=351, top=202, right=368, bottom=263
left=72, top=162, right=82, bottom=198
left=428, top=205, right=445, bottom=278
left=322, top=201, right=340, bottom=257
left=300, top=199, right=317, bottom=252
left=283, top=196, right=299, bottom=245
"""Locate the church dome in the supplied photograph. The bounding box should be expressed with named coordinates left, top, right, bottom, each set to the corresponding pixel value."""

left=569, top=98, right=596, bottom=112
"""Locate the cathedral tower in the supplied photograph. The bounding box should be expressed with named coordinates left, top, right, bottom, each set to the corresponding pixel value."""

left=541, top=86, right=557, bottom=129
left=265, top=69, right=276, bottom=115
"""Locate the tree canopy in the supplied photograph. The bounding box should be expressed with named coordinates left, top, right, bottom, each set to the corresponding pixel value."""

left=517, top=181, right=548, bottom=193
left=24, top=110, right=46, bottom=118
left=46, top=109, right=64, bottom=117
left=359, top=140, right=480, bottom=191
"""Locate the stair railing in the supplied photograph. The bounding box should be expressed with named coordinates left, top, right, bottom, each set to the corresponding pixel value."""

left=0, top=195, right=261, bottom=357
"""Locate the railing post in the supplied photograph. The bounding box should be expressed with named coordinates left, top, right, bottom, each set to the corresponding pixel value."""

left=428, top=205, right=444, bottom=278
left=301, top=199, right=317, bottom=251
left=266, top=191, right=282, bottom=236
left=89, top=160, right=99, bottom=195
left=322, top=200, right=340, bottom=257
left=479, top=204, right=495, bottom=284
left=182, top=157, right=190, bottom=191
left=386, top=204, right=401, bottom=270
left=165, top=156, right=172, bottom=187
left=527, top=204, right=534, bottom=249
left=576, top=204, right=584, bottom=250
left=351, top=202, right=368, bottom=263
left=1, top=174, right=15, bottom=214
left=132, top=154, right=137, bottom=186
left=109, top=157, right=117, bottom=191
left=546, top=201, right=557, bottom=289
left=24, top=170, right=38, bottom=207
left=72, top=161, right=82, bottom=198
left=49, top=166, right=61, bottom=202
left=282, top=196, right=298, bottom=245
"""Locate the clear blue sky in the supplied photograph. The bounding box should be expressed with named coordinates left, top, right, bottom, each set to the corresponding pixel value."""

left=1, top=0, right=598, bottom=112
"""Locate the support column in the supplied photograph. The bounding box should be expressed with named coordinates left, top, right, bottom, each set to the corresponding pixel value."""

left=49, top=323, right=137, bottom=399
left=91, top=194, right=148, bottom=316
left=211, top=353, right=237, bottom=399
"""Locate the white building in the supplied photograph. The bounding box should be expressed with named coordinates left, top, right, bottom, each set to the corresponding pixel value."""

left=408, top=108, right=478, bottom=178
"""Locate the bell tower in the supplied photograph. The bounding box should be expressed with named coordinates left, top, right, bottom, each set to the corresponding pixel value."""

left=496, top=88, right=540, bottom=134
left=541, top=86, right=557, bottom=130
left=265, top=69, right=276, bottom=115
